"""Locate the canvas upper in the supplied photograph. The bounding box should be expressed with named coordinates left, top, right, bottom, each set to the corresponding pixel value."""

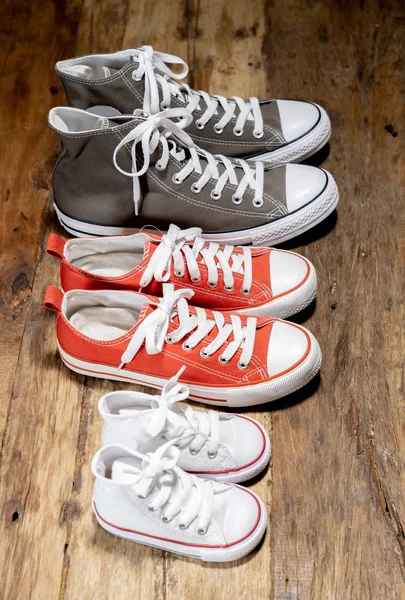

left=55, top=46, right=331, bottom=163
left=48, top=106, right=337, bottom=245
left=43, top=283, right=321, bottom=406
left=46, top=224, right=317, bottom=318
left=92, top=441, right=267, bottom=561
left=99, top=368, right=271, bottom=483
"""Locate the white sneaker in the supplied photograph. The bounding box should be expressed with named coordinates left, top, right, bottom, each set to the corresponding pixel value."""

left=92, top=440, right=268, bottom=562
left=99, top=368, right=271, bottom=484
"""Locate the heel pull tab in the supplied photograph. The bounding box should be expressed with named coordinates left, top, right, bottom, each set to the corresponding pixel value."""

left=44, top=286, right=63, bottom=312
left=46, top=234, right=66, bottom=260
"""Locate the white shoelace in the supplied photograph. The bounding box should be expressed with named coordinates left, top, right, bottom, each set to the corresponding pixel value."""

left=113, top=107, right=265, bottom=216
left=140, top=224, right=253, bottom=294
left=130, top=45, right=264, bottom=137
left=118, top=283, right=256, bottom=371
left=127, top=367, right=220, bottom=456
left=130, top=439, right=215, bottom=532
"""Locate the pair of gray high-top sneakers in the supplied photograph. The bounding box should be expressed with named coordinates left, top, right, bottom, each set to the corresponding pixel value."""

left=49, top=46, right=338, bottom=244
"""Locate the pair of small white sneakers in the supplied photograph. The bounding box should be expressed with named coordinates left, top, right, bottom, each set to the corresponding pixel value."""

left=93, top=368, right=269, bottom=562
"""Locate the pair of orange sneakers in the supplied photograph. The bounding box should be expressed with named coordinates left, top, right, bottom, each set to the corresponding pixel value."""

left=44, top=224, right=321, bottom=406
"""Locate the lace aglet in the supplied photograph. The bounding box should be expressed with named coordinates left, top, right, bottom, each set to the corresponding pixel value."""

left=117, top=361, right=125, bottom=372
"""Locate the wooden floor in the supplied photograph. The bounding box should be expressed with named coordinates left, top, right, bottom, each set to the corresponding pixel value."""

left=1, top=1, right=405, bottom=598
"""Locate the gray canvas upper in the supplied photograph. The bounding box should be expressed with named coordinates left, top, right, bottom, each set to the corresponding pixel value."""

left=49, top=108, right=293, bottom=231
left=55, top=49, right=291, bottom=159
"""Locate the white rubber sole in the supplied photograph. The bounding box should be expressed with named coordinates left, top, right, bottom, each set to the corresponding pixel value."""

left=247, top=104, right=331, bottom=167
left=93, top=492, right=268, bottom=562
left=54, top=171, right=338, bottom=247
left=57, top=333, right=322, bottom=407
left=233, top=259, right=317, bottom=319
left=196, top=418, right=271, bottom=484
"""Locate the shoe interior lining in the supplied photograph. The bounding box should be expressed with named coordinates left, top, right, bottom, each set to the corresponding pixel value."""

left=70, top=307, right=140, bottom=340
left=64, top=291, right=150, bottom=340
left=95, top=447, right=143, bottom=480
left=104, top=392, right=153, bottom=414
left=57, top=52, right=134, bottom=80
left=66, top=235, right=149, bottom=277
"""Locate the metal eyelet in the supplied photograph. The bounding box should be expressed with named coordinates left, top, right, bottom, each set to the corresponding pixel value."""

left=165, top=335, right=175, bottom=344
left=191, top=275, right=201, bottom=283
left=198, top=526, right=208, bottom=535
left=253, top=198, right=264, bottom=208
left=208, top=451, right=217, bottom=459
left=175, top=270, right=183, bottom=277
left=148, top=504, right=157, bottom=511
left=191, top=182, right=201, bottom=194
left=218, top=355, right=229, bottom=365
left=210, top=190, right=221, bottom=200
left=241, top=288, right=251, bottom=295
left=160, top=102, right=170, bottom=110
left=225, top=285, right=234, bottom=292
left=155, top=161, right=165, bottom=171
left=179, top=523, right=189, bottom=530
left=207, top=281, right=217, bottom=288
left=200, top=348, right=209, bottom=359
left=189, top=447, right=199, bottom=455
left=233, top=127, right=243, bottom=137
left=232, top=194, right=243, bottom=205
left=214, top=124, right=223, bottom=134
left=195, top=120, right=205, bottom=130
left=132, top=75, right=142, bottom=82
left=161, top=515, right=170, bottom=522
left=137, top=493, right=147, bottom=499
left=182, top=341, right=192, bottom=351
left=253, top=129, right=264, bottom=138
left=172, top=174, right=182, bottom=185
left=238, top=361, right=248, bottom=370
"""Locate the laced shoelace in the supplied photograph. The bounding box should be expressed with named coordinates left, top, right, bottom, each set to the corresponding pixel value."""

left=118, top=283, right=256, bottom=371
left=130, top=45, right=264, bottom=137
left=128, top=367, right=220, bottom=456
left=112, top=107, right=265, bottom=216
left=139, top=224, right=253, bottom=294
left=129, top=439, right=215, bottom=532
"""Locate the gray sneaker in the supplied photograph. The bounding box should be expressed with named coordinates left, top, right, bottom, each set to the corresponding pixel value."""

left=48, top=106, right=338, bottom=245
left=56, top=46, right=331, bottom=167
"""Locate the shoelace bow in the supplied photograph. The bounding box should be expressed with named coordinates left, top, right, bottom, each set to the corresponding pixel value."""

left=129, top=439, right=214, bottom=532
left=130, top=45, right=264, bottom=137
left=118, top=283, right=256, bottom=371
left=112, top=107, right=265, bottom=216
left=139, top=224, right=253, bottom=294
left=135, top=367, right=221, bottom=457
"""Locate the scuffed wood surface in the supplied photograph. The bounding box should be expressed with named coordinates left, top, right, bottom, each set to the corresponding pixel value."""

left=0, top=1, right=404, bottom=599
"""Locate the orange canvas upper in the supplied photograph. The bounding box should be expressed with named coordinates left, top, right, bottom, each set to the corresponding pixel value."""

left=46, top=232, right=311, bottom=312
left=44, top=285, right=311, bottom=389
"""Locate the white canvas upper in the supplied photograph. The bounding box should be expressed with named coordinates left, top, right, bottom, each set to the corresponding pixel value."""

left=99, top=369, right=271, bottom=483
left=92, top=440, right=268, bottom=561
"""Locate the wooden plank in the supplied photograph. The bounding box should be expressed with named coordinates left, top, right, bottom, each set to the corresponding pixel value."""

left=0, top=2, right=86, bottom=599
left=0, top=0, right=80, bottom=441
left=267, top=1, right=405, bottom=599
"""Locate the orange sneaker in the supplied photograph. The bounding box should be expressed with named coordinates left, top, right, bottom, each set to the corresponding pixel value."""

left=44, top=283, right=321, bottom=407
left=46, top=224, right=316, bottom=319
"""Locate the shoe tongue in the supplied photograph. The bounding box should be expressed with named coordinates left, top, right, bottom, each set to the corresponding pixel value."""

left=111, top=459, right=141, bottom=483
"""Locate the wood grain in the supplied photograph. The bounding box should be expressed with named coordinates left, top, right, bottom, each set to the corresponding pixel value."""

left=1, top=0, right=404, bottom=599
